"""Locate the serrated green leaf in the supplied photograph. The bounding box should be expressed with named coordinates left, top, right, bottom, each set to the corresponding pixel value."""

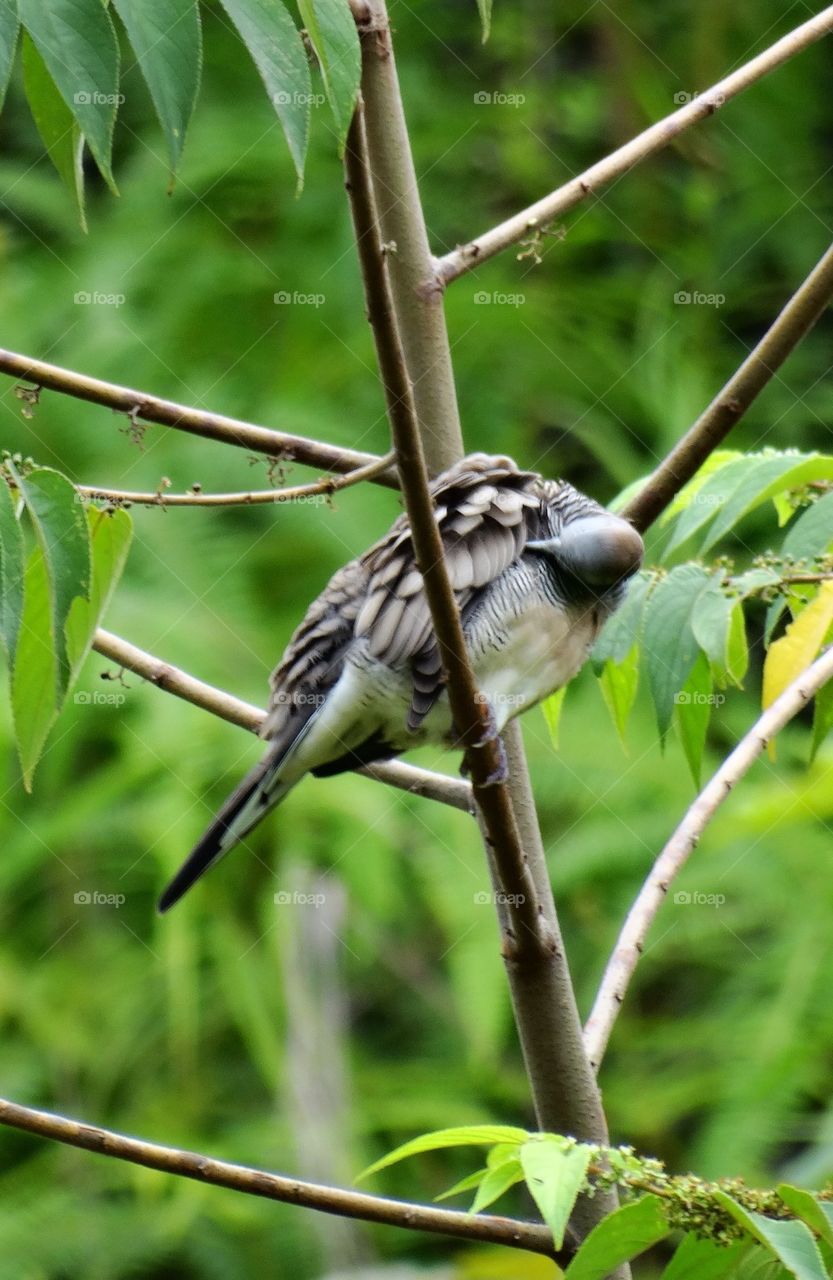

left=782, top=491, right=833, bottom=562
left=703, top=455, right=833, bottom=553
left=112, top=0, right=201, bottom=183
left=298, top=0, right=359, bottom=150
left=592, top=571, right=652, bottom=669
left=0, top=473, right=24, bottom=668
left=11, top=545, right=58, bottom=789
left=713, top=1192, right=828, bottom=1280
left=676, top=650, right=713, bottom=786
left=660, top=1232, right=749, bottom=1280
left=565, top=1194, right=671, bottom=1280
left=692, top=583, right=748, bottom=687
left=0, top=0, right=19, bottom=109
left=12, top=466, right=91, bottom=701
left=358, top=1124, right=529, bottom=1181
left=663, top=455, right=751, bottom=558
left=541, top=684, right=567, bottom=750
left=19, top=0, right=120, bottom=192
left=598, top=647, right=639, bottom=749
left=520, top=1137, right=593, bottom=1250
left=642, top=564, right=711, bottom=739
left=65, top=506, right=132, bottom=675
left=218, top=0, right=310, bottom=183
left=469, top=1157, right=524, bottom=1214
left=21, top=31, right=86, bottom=229
left=776, top=1186, right=833, bottom=1248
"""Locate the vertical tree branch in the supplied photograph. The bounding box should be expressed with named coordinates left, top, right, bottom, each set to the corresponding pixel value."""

left=345, top=15, right=622, bottom=1247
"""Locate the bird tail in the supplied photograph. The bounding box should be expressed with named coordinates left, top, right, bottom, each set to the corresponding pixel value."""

left=157, top=745, right=296, bottom=913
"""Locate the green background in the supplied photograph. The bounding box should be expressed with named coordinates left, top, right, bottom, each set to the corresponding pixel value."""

left=1, top=2, right=833, bottom=1276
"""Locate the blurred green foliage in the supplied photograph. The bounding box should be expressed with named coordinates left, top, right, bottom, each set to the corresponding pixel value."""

left=1, top=2, right=833, bottom=1277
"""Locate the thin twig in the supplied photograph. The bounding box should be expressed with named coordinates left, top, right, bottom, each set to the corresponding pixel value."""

left=623, top=240, right=833, bottom=532
left=0, top=1098, right=558, bottom=1259
left=78, top=452, right=397, bottom=508
left=583, top=645, right=833, bottom=1071
left=0, top=348, right=397, bottom=486
left=91, top=628, right=472, bottom=813
left=435, top=5, right=833, bottom=284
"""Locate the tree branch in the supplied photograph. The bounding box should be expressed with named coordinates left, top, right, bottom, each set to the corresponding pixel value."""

left=623, top=240, right=833, bottom=532
left=0, top=1097, right=558, bottom=1259
left=344, top=57, right=621, bottom=1250
left=78, top=451, right=396, bottom=508
left=91, top=628, right=472, bottom=813
left=435, top=5, right=833, bottom=284
left=583, top=644, right=833, bottom=1072
left=0, top=348, right=397, bottom=486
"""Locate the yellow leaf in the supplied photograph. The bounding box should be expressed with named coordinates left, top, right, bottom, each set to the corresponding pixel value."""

left=762, top=580, right=833, bottom=759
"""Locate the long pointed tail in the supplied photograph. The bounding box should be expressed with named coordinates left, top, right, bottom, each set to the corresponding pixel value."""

left=158, top=750, right=294, bottom=913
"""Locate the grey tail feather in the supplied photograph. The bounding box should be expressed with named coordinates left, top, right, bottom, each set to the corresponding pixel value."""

left=157, top=749, right=293, bottom=913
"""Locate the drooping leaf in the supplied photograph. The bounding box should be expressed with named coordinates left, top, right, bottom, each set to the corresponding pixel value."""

left=676, top=650, right=713, bottom=786
left=358, top=1125, right=529, bottom=1180
left=519, top=1137, right=593, bottom=1250
left=713, top=1192, right=828, bottom=1280
left=65, top=506, right=133, bottom=675
left=19, top=0, right=120, bottom=192
left=763, top=581, right=833, bottom=714
left=12, top=465, right=91, bottom=700
left=564, top=1194, right=671, bottom=1280
left=297, top=0, right=359, bottom=150
left=642, top=564, right=711, bottom=738
left=11, top=545, right=58, bottom=790
left=21, top=31, right=86, bottom=228
left=217, top=0, right=311, bottom=183
left=112, top=0, right=201, bottom=183
left=598, top=646, right=639, bottom=749
left=692, top=581, right=748, bottom=687
left=541, top=684, right=567, bottom=749
left=0, top=472, right=24, bottom=667
left=776, top=1185, right=833, bottom=1249
left=469, top=1156, right=524, bottom=1213
left=0, top=0, right=19, bottom=109
left=592, top=571, right=652, bottom=669
left=660, top=1232, right=750, bottom=1280
left=782, top=490, right=833, bottom=562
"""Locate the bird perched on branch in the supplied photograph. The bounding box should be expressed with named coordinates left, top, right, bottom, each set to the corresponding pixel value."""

left=159, top=453, right=643, bottom=911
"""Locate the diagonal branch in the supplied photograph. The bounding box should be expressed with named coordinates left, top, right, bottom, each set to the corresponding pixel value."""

left=0, top=348, right=397, bottom=486
left=91, top=628, right=473, bottom=812
left=584, top=644, right=833, bottom=1072
left=435, top=5, right=833, bottom=285
left=623, top=240, right=833, bottom=532
left=77, top=451, right=396, bottom=508
left=0, top=1097, right=558, bottom=1259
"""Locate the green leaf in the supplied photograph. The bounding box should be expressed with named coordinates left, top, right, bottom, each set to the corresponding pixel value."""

left=598, top=646, right=639, bottom=749
left=692, top=582, right=748, bottom=687
left=676, top=650, right=713, bottom=786
left=434, top=1167, right=489, bottom=1202
left=11, top=545, right=58, bottom=789
left=763, top=581, right=833, bottom=712
left=358, top=1124, right=529, bottom=1181
left=475, top=0, right=492, bottom=41
left=660, top=450, right=743, bottom=526
left=21, top=31, right=86, bottom=229
left=540, top=684, right=567, bottom=749
left=65, top=506, right=132, bottom=675
left=298, top=0, right=359, bottom=150
left=218, top=0, right=310, bottom=183
left=660, top=1232, right=749, bottom=1280
left=663, top=455, right=751, bottom=558
left=810, top=678, right=833, bottom=762
left=703, top=455, right=833, bottom=553
left=112, top=0, right=201, bottom=183
left=642, top=564, right=711, bottom=739
left=12, top=466, right=91, bottom=701
left=19, top=0, right=120, bottom=192
left=565, top=1194, right=671, bottom=1280
left=520, top=1137, right=593, bottom=1250
left=0, top=473, right=24, bottom=668
left=776, top=1186, right=833, bottom=1249
left=726, top=601, right=749, bottom=687
left=0, top=0, right=19, bottom=109
left=469, top=1157, right=524, bottom=1213
left=592, top=571, right=652, bottom=668
left=713, top=1192, right=828, bottom=1280
left=782, top=491, right=833, bottom=562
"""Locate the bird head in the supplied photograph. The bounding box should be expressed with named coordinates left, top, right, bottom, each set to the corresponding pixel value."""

left=527, top=512, right=643, bottom=591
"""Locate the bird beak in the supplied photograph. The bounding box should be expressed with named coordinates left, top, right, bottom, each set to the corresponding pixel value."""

left=528, top=514, right=643, bottom=587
